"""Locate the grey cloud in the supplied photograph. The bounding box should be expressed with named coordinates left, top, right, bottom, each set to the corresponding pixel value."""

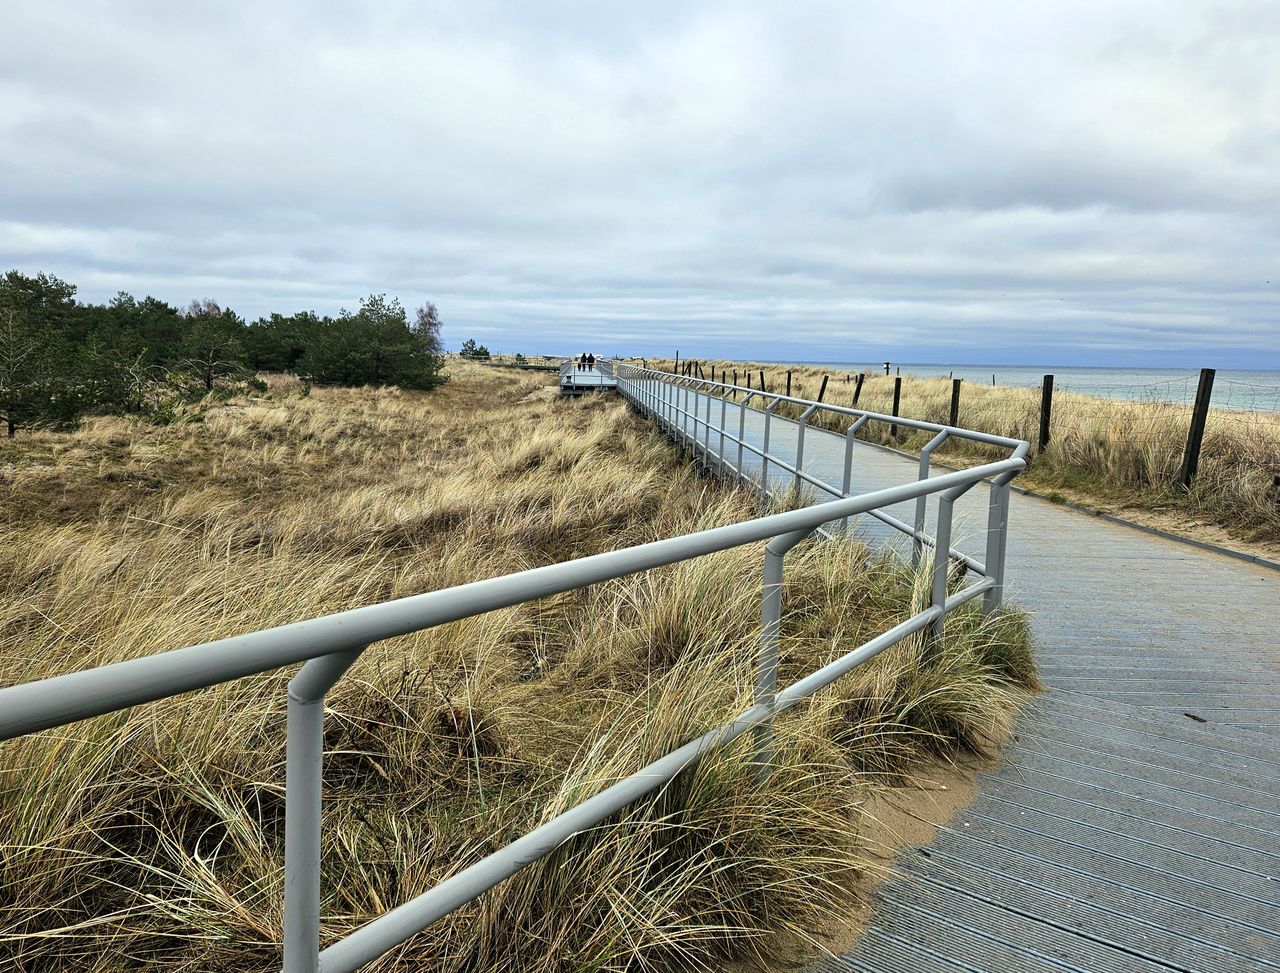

left=1, top=0, right=1277, bottom=364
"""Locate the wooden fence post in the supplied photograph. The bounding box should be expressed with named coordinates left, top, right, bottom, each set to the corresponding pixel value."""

left=891, top=376, right=902, bottom=438
left=674, top=351, right=679, bottom=375
left=1179, top=368, right=1216, bottom=488
left=817, top=375, right=828, bottom=402
left=949, top=378, right=962, bottom=427
left=786, top=371, right=792, bottom=397
left=853, top=373, right=865, bottom=405
left=759, top=370, right=766, bottom=392
left=1039, top=375, right=1054, bottom=453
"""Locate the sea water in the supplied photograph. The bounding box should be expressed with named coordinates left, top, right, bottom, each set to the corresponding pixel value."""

left=796, top=363, right=1280, bottom=413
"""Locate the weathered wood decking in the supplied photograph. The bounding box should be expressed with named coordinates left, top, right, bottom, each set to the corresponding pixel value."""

left=651, top=388, right=1280, bottom=971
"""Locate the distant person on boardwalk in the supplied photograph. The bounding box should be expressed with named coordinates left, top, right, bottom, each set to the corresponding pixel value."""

left=578, top=352, right=587, bottom=371
left=587, top=353, right=596, bottom=370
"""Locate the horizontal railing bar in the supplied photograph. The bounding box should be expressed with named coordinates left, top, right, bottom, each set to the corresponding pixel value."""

left=642, top=380, right=1026, bottom=493
left=319, top=593, right=948, bottom=972
left=620, top=366, right=1025, bottom=450
left=0, top=458, right=1023, bottom=742
left=647, top=400, right=987, bottom=573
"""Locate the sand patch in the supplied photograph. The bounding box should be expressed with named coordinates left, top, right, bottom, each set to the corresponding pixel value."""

left=727, top=756, right=993, bottom=971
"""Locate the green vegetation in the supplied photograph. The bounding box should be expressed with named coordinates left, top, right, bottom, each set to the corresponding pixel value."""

left=0, top=364, right=1036, bottom=971
left=0, top=270, right=447, bottom=436
left=459, top=337, right=492, bottom=359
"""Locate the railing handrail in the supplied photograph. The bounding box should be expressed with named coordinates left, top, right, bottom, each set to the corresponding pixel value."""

left=1, top=369, right=1025, bottom=973
left=618, top=364, right=1026, bottom=452
left=0, top=456, right=1017, bottom=742
left=615, top=366, right=1024, bottom=574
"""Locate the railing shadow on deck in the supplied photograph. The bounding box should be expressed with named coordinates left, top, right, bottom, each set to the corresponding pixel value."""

left=0, top=366, right=1026, bottom=973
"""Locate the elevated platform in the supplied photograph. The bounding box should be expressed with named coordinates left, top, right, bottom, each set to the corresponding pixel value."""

left=559, top=359, right=617, bottom=396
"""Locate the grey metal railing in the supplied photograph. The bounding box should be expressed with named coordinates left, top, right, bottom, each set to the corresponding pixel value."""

left=615, top=364, right=1028, bottom=608
left=0, top=384, right=1025, bottom=973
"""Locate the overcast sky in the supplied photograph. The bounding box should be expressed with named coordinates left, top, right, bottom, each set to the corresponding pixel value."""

left=2, top=2, right=1277, bottom=366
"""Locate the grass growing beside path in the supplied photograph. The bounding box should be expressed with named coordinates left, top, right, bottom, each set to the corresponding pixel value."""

left=648, top=359, right=1280, bottom=551
left=0, top=363, right=1035, bottom=971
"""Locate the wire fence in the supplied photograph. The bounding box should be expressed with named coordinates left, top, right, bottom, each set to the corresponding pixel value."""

left=655, top=361, right=1280, bottom=541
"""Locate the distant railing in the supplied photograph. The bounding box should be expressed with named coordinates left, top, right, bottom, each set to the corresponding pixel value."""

left=0, top=373, right=1025, bottom=973
left=614, top=364, right=1029, bottom=587
left=559, top=357, right=617, bottom=390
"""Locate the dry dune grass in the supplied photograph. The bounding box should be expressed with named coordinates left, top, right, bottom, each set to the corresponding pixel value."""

left=643, top=358, right=1280, bottom=545
left=0, top=362, right=1035, bottom=971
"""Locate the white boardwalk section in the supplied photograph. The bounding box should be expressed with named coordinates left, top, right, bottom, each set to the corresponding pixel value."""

left=560, top=358, right=617, bottom=395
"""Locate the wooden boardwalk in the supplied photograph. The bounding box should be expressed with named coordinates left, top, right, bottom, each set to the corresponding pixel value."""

left=655, top=389, right=1280, bottom=971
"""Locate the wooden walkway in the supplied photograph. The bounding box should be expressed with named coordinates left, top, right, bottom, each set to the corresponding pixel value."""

left=658, top=390, right=1280, bottom=971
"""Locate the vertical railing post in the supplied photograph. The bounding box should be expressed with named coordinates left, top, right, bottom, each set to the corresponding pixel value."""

left=703, top=384, right=713, bottom=469
left=761, top=397, right=779, bottom=501
left=681, top=382, right=691, bottom=453
left=912, top=431, right=949, bottom=570
left=737, top=392, right=752, bottom=485
left=283, top=648, right=363, bottom=973
left=692, top=381, right=701, bottom=456
left=757, top=528, right=812, bottom=777
left=983, top=478, right=1011, bottom=614
left=671, top=379, right=679, bottom=445
left=718, top=392, right=728, bottom=478
left=687, top=381, right=698, bottom=460
left=692, top=381, right=704, bottom=458
left=696, top=378, right=706, bottom=460
left=840, top=416, right=869, bottom=535
left=795, top=405, right=818, bottom=495
left=671, top=379, right=678, bottom=444
left=926, top=499, right=955, bottom=656
left=756, top=545, right=783, bottom=775
left=691, top=382, right=701, bottom=462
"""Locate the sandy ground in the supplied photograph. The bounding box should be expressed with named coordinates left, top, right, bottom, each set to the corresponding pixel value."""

left=726, top=756, right=992, bottom=971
